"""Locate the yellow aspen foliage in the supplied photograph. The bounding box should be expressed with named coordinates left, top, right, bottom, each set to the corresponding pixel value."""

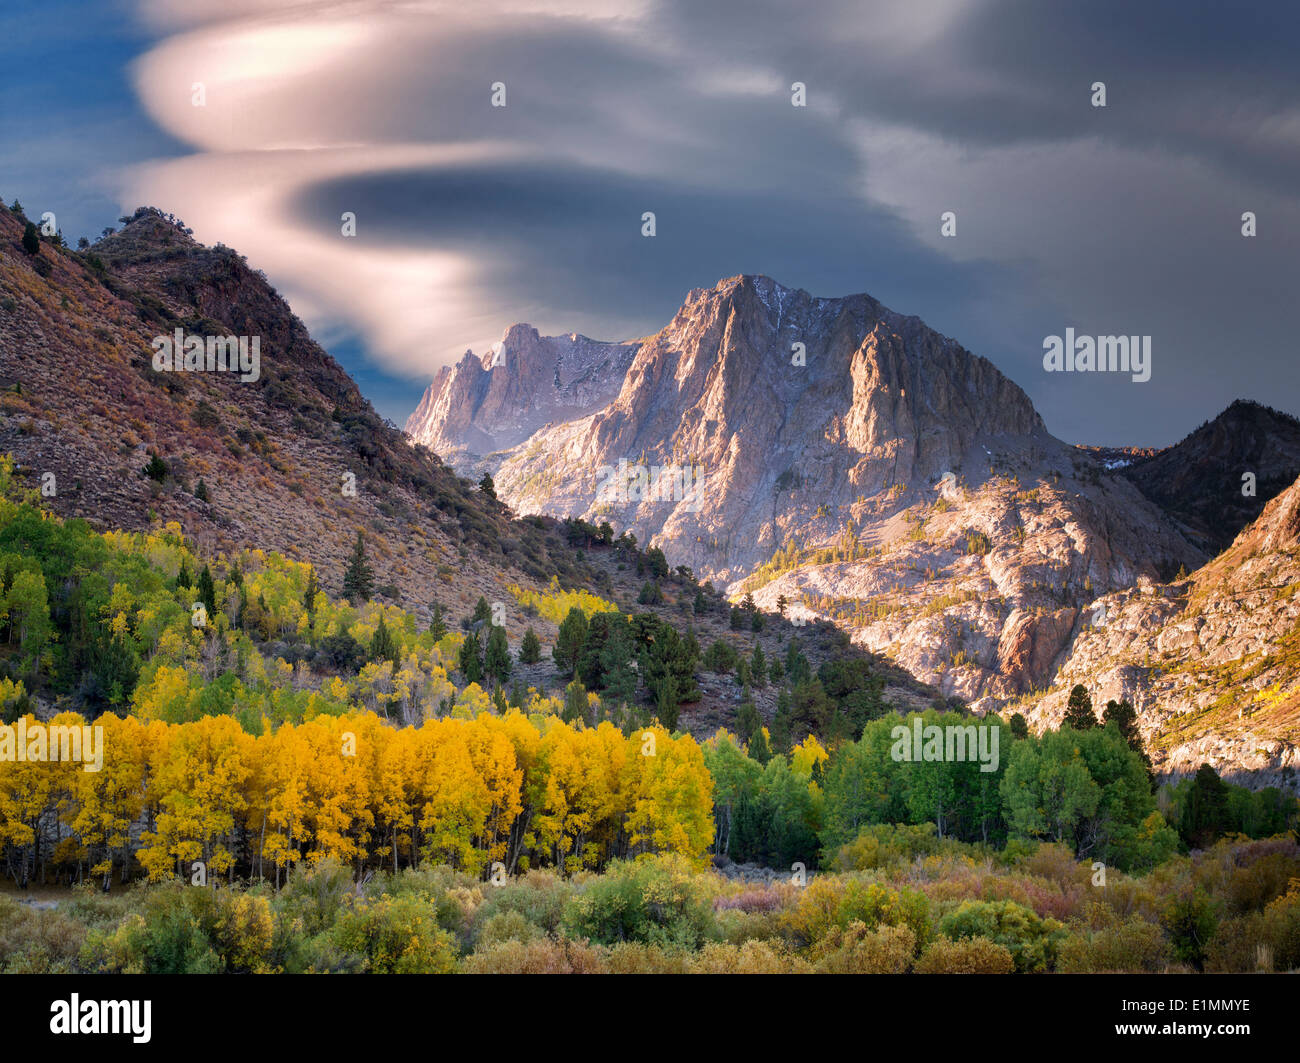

left=137, top=714, right=255, bottom=881
left=624, top=727, right=714, bottom=866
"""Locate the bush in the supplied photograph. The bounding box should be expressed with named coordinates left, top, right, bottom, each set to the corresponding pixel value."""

left=914, top=936, right=1015, bottom=974
left=938, top=899, right=1064, bottom=973
left=812, top=922, right=916, bottom=973
left=562, top=856, right=716, bottom=949
left=329, top=894, right=458, bottom=973
left=688, top=939, right=809, bottom=974
left=462, top=937, right=607, bottom=974
left=1057, top=920, right=1173, bottom=972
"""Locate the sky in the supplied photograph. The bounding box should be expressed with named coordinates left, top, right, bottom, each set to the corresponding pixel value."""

left=1, top=0, right=1297, bottom=445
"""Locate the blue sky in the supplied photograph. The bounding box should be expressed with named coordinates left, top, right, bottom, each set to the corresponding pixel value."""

left=2, top=0, right=1298, bottom=445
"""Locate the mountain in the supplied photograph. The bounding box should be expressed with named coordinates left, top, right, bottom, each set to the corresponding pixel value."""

left=406, top=327, right=639, bottom=474
left=1118, top=399, right=1300, bottom=553
left=416, top=274, right=1205, bottom=706
left=0, top=203, right=943, bottom=737
left=1026, top=470, right=1300, bottom=791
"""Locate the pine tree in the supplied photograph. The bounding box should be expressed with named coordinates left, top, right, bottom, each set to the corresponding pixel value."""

left=196, top=564, right=216, bottom=616
left=194, top=479, right=210, bottom=503
left=776, top=594, right=788, bottom=616
left=553, top=606, right=589, bottom=679
left=770, top=687, right=792, bottom=754
left=1063, top=684, right=1097, bottom=730
left=479, top=473, right=497, bottom=499
left=370, top=615, right=398, bottom=664
left=176, top=558, right=192, bottom=589
left=458, top=630, right=484, bottom=684
left=750, top=644, right=767, bottom=688
left=485, top=623, right=512, bottom=684
left=429, top=603, right=447, bottom=641
left=342, top=531, right=374, bottom=603
left=519, top=626, right=541, bottom=664
left=302, top=566, right=319, bottom=613
left=21, top=221, right=39, bottom=255
left=472, top=597, right=492, bottom=625
left=562, top=679, right=588, bottom=724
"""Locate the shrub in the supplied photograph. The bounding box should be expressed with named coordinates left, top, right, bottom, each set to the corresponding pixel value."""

left=812, top=922, right=916, bottom=973
left=938, top=899, right=1064, bottom=973
left=462, top=937, right=607, bottom=974
left=330, top=894, right=458, bottom=973
left=688, top=939, right=809, bottom=974
left=1057, top=920, right=1173, bottom=972
left=914, top=936, right=1015, bottom=974
left=562, top=856, right=716, bottom=949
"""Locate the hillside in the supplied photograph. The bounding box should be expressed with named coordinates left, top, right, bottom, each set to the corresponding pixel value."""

left=1026, top=470, right=1300, bottom=791
left=1119, top=399, right=1300, bottom=553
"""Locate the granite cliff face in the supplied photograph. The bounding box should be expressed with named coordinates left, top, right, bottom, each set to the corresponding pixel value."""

left=1025, top=472, right=1300, bottom=792
left=405, top=327, right=638, bottom=473
left=414, top=275, right=1206, bottom=704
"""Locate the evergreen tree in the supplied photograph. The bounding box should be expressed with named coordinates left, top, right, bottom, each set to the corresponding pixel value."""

left=729, top=606, right=745, bottom=631
left=21, top=221, right=39, bottom=255
left=562, top=679, right=588, bottom=724
left=519, top=625, right=541, bottom=664
left=485, top=623, right=512, bottom=684
left=553, top=606, right=589, bottom=679
left=342, top=531, right=374, bottom=603
left=491, top=684, right=508, bottom=713
left=472, top=597, right=492, bottom=625
left=637, top=580, right=663, bottom=605
left=458, top=630, right=484, bottom=684
left=1063, top=684, right=1098, bottom=730
left=1008, top=712, right=1029, bottom=740
left=143, top=453, right=168, bottom=482
left=693, top=589, right=706, bottom=615
left=302, top=566, right=319, bottom=613
left=776, top=594, right=788, bottom=616
left=429, top=603, right=447, bottom=641
left=750, top=644, right=767, bottom=688
left=196, top=564, right=216, bottom=616
left=176, top=558, right=192, bottom=589
left=770, top=687, right=793, bottom=754
left=479, top=473, right=497, bottom=499
left=194, top=479, right=210, bottom=503
left=370, top=614, right=398, bottom=664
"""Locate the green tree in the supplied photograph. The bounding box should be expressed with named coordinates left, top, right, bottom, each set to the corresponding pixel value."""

left=485, top=623, right=511, bottom=684
left=479, top=474, right=497, bottom=500
left=194, top=480, right=210, bottom=503
left=750, top=643, right=767, bottom=688
left=342, top=532, right=374, bottom=603
left=458, top=630, right=484, bottom=684
left=1063, top=684, right=1097, bottom=730
left=370, top=614, right=398, bottom=665
left=302, top=566, right=319, bottom=613
left=428, top=603, right=447, bottom=641
left=21, top=221, right=39, bottom=255
left=176, top=558, right=192, bottom=590
left=196, top=564, right=217, bottom=616
left=518, top=625, right=541, bottom=664
left=552, top=606, right=589, bottom=680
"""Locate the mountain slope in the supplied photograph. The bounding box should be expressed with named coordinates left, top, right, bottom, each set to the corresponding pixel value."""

left=1119, top=399, right=1300, bottom=553
left=1026, top=470, right=1300, bottom=791
left=418, top=274, right=1205, bottom=705
left=0, top=205, right=591, bottom=616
